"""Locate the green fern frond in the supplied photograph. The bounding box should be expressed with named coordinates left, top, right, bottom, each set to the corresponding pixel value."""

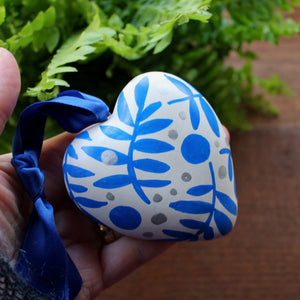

left=25, top=0, right=212, bottom=99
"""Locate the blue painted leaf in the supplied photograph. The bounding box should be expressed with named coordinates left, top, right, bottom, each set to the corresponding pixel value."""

left=69, top=184, right=88, bottom=193
left=169, top=201, right=213, bottom=214
left=220, top=148, right=233, bottom=180
left=189, top=98, right=200, bottom=130
left=117, top=91, right=134, bottom=127
left=204, top=227, right=214, bottom=240
left=64, top=164, right=95, bottom=178
left=187, top=185, right=213, bottom=196
left=200, top=97, right=220, bottom=137
left=162, top=229, right=198, bottom=241
left=77, top=131, right=92, bottom=141
left=214, top=210, right=233, bottom=236
left=220, top=148, right=230, bottom=155
left=66, top=144, right=78, bottom=159
left=164, top=74, right=193, bottom=96
left=180, top=219, right=207, bottom=231
left=133, top=186, right=151, bottom=205
left=181, top=220, right=215, bottom=240
left=138, top=179, right=171, bottom=188
left=75, top=196, right=108, bottom=208
left=228, top=156, right=233, bottom=181
left=101, top=125, right=132, bottom=140
left=140, top=102, right=161, bottom=122
left=138, top=119, right=173, bottom=135
left=133, top=159, right=170, bottom=173
left=135, top=76, right=149, bottom=109
left=82, top=146, right=128, bottom=165
left=94, top=174, right=132, bottom=189
left=134, top=139, right=174, bottom=153
left=216, top=191, right=237, bottom=215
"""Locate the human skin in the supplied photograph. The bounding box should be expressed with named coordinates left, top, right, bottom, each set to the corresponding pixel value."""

left=0, top=47, right=173, bottom=299
left=0, top=47, right=230, bottom=299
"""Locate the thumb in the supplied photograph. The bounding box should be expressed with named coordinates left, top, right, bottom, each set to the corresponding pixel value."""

left=0, top=48, right=21, bottom=135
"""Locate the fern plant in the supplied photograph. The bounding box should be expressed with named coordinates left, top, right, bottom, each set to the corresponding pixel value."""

left=100, top=0, right=300, bottom=130
left=0, top=0, right=299, bottom=152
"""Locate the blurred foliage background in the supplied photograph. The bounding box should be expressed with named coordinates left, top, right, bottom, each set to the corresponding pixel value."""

left=0, top=0, right=299, bottom=153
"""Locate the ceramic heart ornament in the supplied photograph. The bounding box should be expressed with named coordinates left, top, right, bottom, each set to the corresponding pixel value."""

left=63, top=72, right=237, bottom=241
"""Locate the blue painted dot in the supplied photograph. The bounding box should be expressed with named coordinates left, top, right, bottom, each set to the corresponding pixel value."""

left=181, top=134, right=210, bottom=164
left=109, top=206, right=142, bottom=230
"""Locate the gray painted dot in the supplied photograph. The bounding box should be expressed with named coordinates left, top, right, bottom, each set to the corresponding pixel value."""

left=101, top=150, right=118, bottom=165
left=106, top=192, right=115, bottom=201
left=143, top=232, right=154, bottom=238
left=179, top=111, right=186, bottom=120
left=151, top=213, right=167, bottom=225
left=218, top=165, right=227, bottom=179
left=170, top=188, right=177, bottom=196
left=181, top=172, right=192, bottom=182
left=153, top=194, right=163, bottom=203
left=215, top=140, right=220, bottom=148
left=168, top=129, right=178, bottom=140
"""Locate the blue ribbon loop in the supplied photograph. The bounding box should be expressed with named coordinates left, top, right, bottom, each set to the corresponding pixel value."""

left=11, top=91, right=110, bottom=299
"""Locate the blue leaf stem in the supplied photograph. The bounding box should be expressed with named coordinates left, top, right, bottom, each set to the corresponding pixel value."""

left=198, top=162, right=217, bottom=237
left=66, top=76, right=174, bottom=208
left=124, top=77, right=173, bottom=205
left=127, top=117, right=164, bottom=205
left=175, top=161, right=235, bottom=240
left=167, top=94, right=202, bottom=105
left=199, top=161, right=234, bottom=238
left=166, top=74, right=221, bottom=136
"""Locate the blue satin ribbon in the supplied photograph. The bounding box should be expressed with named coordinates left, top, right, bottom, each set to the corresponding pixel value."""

left=11, top=90, right=110, bottom=299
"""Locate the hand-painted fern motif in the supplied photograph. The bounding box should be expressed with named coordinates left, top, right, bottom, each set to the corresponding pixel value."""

left=63, top=147, right=109, bottom=210
left=82, top=76, right=174, bottom=205
left=166, top=74, right=220, bottom=137
left=164, top=162, right=237, bottom=241
left=63, top=71, right=237, bottom=241
left=220, top=148, right=233, bottom=181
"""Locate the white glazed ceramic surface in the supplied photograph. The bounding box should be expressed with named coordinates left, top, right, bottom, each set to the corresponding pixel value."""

left=63, top=72, right=237, bottom=241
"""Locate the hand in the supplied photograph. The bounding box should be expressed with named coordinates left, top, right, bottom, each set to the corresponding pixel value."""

left=0, top=48, right=173, bottom=299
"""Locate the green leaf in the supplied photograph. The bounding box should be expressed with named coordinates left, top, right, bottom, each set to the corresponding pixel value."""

left=28, top=13, right=103, bottom=98
left=31, top=11, right=44, bottom=31
left=153, top=30, right=173, bottom=54
left=47, top=66, right=77, bottom=77
left=43, top=6, right=56, bottom=27
left=189, top=10, right=212, bottom=22
left=19, top=22, right=33, bottom=38
left=0, top=0, right=298, bottom=140
left=0, top=3, right=5, bottom=26
left=108, top=13, right=124, bottom=29
left=45, top=27, right=60, bottom=53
